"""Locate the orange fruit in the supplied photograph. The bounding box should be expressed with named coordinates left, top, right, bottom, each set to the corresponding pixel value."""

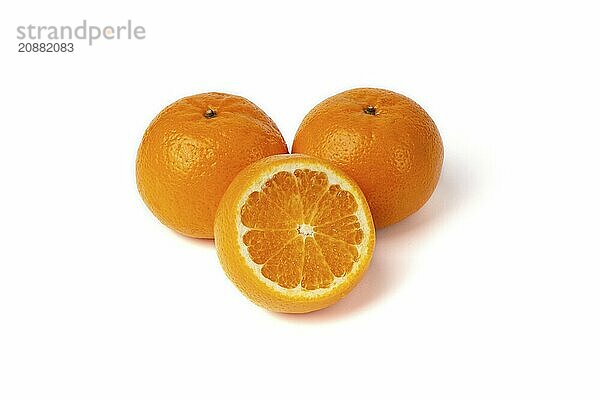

left=136, top=92, right=288, bottom=238
left=292, top=88, right=443, bottom=228
left=214, top=154, right=375, bottom=313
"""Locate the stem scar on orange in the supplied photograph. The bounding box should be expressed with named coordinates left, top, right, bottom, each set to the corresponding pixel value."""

left=136, top=92, right=288, bottom=239
left=292, top=88, right=443, bottom=228
left=214, top=154, right=375, bottom=313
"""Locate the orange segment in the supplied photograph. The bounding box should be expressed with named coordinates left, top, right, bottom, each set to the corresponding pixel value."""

left=302, top=237, right=334, bottom=290
left=293, top=169, right=329, bottom=220
left=311, top=184, right=359, bottom=226
left=242, top=229, right=297, bottom=264
left=260, top=171, right=303, bottom=221
left=241, top=191, right=296, bottom=229
left=314, top=215, right=364, bottom=245
left=314, top=233, right=359, bottom=278
left=260, top=235, right=304, bottom=289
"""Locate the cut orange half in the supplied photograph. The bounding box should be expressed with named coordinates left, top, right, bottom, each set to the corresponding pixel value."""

left=214, top=154, right=375, bottom=313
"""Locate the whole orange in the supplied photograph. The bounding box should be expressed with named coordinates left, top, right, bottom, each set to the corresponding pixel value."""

left=136, top=92, right=288, bottom=238
left=292, top=88, right=443, bottom=228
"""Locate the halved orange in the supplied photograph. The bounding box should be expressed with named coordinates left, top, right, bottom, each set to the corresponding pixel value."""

left=214, top=154, right=375, bottom=313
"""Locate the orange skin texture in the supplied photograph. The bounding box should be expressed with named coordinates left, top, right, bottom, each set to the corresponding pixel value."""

left=292, top=88, right=444, bottom=228
left=136, top=93, right=288, bottom=238
left=214, top=154, right=375, bottom=313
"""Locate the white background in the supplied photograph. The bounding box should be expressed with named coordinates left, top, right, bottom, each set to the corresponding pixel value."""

left=1, top=1, right=599, bottom=399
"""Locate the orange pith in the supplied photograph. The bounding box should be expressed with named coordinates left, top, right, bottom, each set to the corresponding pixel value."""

left=240, top=169, right=364, bottom=291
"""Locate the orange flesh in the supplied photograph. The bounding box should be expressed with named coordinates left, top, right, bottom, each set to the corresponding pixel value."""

left=240, top=169, right=364, bottom=290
